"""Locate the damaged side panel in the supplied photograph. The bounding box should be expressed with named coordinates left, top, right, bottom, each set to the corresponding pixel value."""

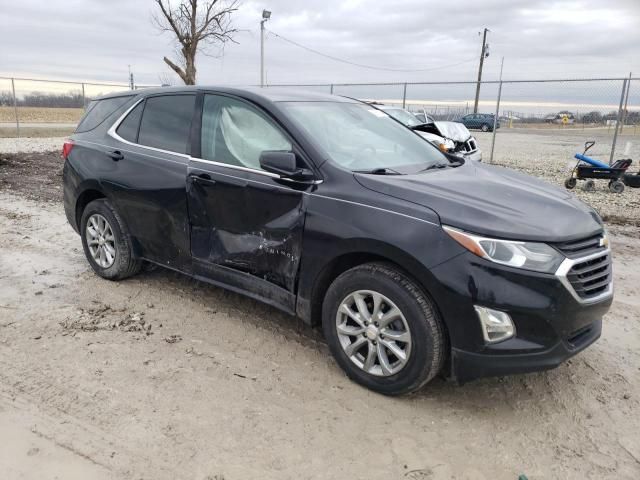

left=187, top=169, right=306, bottom=294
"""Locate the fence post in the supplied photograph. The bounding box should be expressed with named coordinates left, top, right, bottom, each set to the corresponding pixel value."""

left=81, top=83, right=86, bottom=110
left=619, top=72, right=631, bottom=133
left=11, top=77, right=20, bottom=138
left=489, top=57, right=505, bottom=164
left=402, top=83, right=407, bottom=109
left=330, top=84, right=334, bottom=94
left=610, top=78, right=628, bottom=164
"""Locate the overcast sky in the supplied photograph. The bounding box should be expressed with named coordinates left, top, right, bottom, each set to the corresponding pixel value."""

left=1, top=0, right=639, bottom=87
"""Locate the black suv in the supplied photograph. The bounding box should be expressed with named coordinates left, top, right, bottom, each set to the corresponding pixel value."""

left=63, top=87, right=612, bottom=395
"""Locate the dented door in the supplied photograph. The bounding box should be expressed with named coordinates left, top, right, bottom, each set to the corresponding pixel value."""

left=187, top=164, right=306, bottom=293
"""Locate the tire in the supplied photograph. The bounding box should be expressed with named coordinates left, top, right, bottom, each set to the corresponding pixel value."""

left=80, top=199, right=141, bottom=280
left=608, top=180, right=625, bottom=194
left=564, top=177, right=577, bottom=189
left=481, top=123, right=490, bottom=132
left=582, top=180, right=596, bottom=192
left=322, top=263, right=445, bottom=395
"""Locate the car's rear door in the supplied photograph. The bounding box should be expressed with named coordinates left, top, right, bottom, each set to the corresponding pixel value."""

left=186, top=93, right=312, bottom=312
left=106, top=93, right=196, bottom=269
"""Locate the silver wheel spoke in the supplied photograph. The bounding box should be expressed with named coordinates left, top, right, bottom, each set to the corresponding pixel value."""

left=379, top=307, right=401, bottom=328
left=363, top=342, right=377, bottom=372
left=381, top=329, right=410, bottom=343
left=376, top=342, right=393, bottom=375
left=353, top=293, right=371, bottom=322
left=337, top=323, right=364, bottom=337
left=370, top=292, right=383, bottom=319
left=344, top=336, right=367, bottom=357
left=339, top=304, right=365, bottom=327
left=380, top=339, right=407, bottom=362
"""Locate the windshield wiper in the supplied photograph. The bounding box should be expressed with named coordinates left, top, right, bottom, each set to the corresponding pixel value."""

left=418, top=163, right=450, bottom=172
left=353, top=167, right=402, bottom=175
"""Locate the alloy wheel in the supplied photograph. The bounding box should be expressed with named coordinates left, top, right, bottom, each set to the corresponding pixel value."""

left=335, top=290, right=412, bottom=377
left=86, top=213, right=116, bottom=268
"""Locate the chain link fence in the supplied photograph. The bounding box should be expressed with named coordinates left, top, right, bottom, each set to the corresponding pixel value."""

left=267, top=77, right=639, bottom=166
left=0, top=77, right=156, bottom=138
left=1, top=75, right=637, bottom=168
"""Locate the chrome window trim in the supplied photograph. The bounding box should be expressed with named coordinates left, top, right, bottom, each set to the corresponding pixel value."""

left=554, top=247, right=613, bottom=304
left=107, top=97, right=322, bottom=183
left=189, top=156, right=323, bottom=185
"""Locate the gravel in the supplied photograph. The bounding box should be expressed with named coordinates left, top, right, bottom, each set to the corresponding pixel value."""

left=0, top=136, right=66, bottom=154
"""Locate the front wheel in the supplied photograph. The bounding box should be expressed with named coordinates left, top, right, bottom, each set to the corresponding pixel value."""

left=322, top=263, right=445, bottom=395
left=481, top=123, right=490, bottom=132
left=80, top=199, right=141, bottom=280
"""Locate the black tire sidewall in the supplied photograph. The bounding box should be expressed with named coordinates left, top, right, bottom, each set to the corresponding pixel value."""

left=80, top=199, right=135, bottom=280
left=322, top=264, right=443, bottom=395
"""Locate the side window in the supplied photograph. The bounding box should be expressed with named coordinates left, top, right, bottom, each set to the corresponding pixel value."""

left=115, top=101, right=144, bottom=142
left=201, top=94, right=292, bottom=170
left=138, top=95, right=195, bottom=154
left=76, top=95, right=133, bottom=133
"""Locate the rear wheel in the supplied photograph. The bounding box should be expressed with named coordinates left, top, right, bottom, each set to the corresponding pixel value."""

left=80, top=199, right=141, bottom=280
left=481, top=123, right=490, bottom=132
left=608, top=180, right=625, bottom=194
left=322, top=263, right=445, bottom=395
left=564, top=177, right=577, bottom=189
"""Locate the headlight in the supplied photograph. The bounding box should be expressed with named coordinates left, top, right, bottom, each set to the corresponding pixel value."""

left=443, top=226, right=564, bottom=273
left=435, top=139, right=455, bottom=152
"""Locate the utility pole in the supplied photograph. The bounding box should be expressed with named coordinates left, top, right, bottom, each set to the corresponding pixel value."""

left=473, top=28, right=490, bottom=113
left=260, top=10, right=271, bottom=87
left=128, top=65, right=134, bottom=90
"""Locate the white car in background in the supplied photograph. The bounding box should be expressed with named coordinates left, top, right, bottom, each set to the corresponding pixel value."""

left=376, top=105, right=483, bottom=162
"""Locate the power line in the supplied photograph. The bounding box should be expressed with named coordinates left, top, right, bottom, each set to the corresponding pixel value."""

left=265, top=29, right=477, bottom=73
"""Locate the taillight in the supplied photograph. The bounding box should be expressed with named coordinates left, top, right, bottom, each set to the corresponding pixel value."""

left=62, top=140, right=74, bottom=160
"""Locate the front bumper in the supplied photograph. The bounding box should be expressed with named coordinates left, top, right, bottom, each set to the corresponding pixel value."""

left=461, top=149, right=482, bottom=162
left=428, top=251, right=612, bottom=383
left=452, top=319, right=601, bottom=383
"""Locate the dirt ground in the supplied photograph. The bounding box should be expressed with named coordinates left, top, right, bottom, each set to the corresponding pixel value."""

left=1, top=150, right=640, bottom=480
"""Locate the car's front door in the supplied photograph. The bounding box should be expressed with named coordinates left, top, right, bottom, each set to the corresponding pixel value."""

left=186, top=93, right=311, bottom=312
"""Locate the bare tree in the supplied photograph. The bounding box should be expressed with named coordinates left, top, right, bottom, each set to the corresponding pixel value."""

left=153, top=0, right=239, bottom=85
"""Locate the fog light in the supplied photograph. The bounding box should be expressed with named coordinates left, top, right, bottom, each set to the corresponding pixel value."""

left=474, top=306, right=515, bottom=344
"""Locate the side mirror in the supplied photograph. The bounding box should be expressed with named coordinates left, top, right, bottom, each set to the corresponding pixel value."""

left=259, top=151, right=315, bottom=181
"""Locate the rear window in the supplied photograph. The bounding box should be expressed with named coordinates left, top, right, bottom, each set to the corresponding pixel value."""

left=137, top=95, right=195, bottom=154
left=76, top=96, right=133, bottom=133
left=116, top=101, right=144, bottom=143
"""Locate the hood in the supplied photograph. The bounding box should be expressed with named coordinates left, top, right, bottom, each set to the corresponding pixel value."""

left=432, top=121, right=471, bottom=142
left=416, top=131, right=444, bottom=143
left=354, top=162, right=603, bottom=242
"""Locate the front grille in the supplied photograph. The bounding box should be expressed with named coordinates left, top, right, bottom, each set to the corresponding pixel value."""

left=555, top=234, right=605, bottom=259
left=567, top=253, right=611, bottom=299
left=464, top=139, right=477, bottom=152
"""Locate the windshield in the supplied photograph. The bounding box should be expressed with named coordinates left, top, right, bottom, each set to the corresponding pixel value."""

left=280, top=102, right=448, bottom=173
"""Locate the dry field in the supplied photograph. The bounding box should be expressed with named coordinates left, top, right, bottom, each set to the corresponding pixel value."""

left=0, top=106, right=84, bottom=123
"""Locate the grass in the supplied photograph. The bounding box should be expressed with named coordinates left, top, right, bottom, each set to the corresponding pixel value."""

left=0, top=106, right=84, bottom=123
left=0, top=127, right=75, bottom=138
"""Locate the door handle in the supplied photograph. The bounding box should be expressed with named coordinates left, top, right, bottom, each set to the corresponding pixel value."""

left=108, top=150, right=124, bottom=161
left=192, top=173, right=216, bottom=185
